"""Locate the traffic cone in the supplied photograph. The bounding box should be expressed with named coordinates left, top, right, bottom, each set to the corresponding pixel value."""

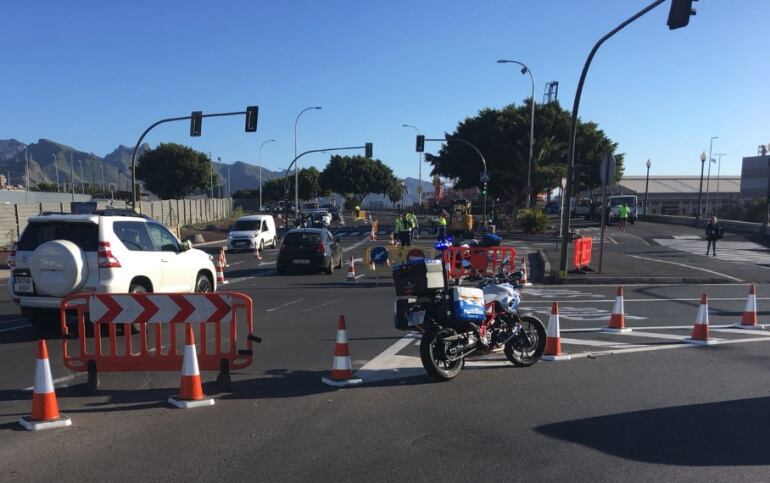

left=542, top=302, right=571, bottom=361
left=19, top=340, right=72, bottom=431
left=214, top=254, right=225, bottom=284
left=602, top=286, right=632, bottom=333
left=734, top=284, right=765, bottom=329
left=685, top=293, right=717, bottom=345
left=169, top=324, right=215, bottom=408
left=346, top=255, right=356, bottom=283
left=219, top=247, right=228, bottom=268
left=253, top=245, right=262, bottom=261
left=520, top=257, right=532, bottom=286
left=321, top=315, right=363, bottom=386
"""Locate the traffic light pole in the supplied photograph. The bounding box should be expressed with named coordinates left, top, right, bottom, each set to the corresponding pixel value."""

left=129, top=110, right=250, bottom=208
left=282, top=145, right=370, bottom=227
left=559, top=0, right=666, bottom=277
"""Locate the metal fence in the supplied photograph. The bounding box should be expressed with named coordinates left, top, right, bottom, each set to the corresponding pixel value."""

left=0, top=198, right=232, bottom=248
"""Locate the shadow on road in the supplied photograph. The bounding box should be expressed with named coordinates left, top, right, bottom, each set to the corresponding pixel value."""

left=536, top=395, right=770, bottom=466
left=221, top=369, right=336, bottom=399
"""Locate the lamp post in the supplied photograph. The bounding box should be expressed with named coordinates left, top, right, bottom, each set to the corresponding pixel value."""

left=52, top=153, right=60, bottom=192
left=294, top=106, right=322, bottom=215
left=696, top=150, right=706, bottom=225
left=643, top=159, right=651, bottom=216
left=78, top=160, right=85, bottom=194
left=402, top=124, right=423, bottom=205
left=258, top=139, right=276, bottom=212
left=217, top=157, right=222, bottom=198
left=713, top=153, right=726, bottom=215
left=704, top=136, right=718, bottom=215
left=497, top=59, right=536, bottom=208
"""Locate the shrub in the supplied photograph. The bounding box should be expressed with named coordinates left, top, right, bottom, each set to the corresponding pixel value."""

left=518, top=208, right=549, bottom=234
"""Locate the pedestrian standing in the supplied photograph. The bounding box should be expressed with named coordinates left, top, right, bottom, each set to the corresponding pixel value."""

left=407, top=211, right=418, bottom=240
left=618, top=203, right=630, bottom=232
left=395, top=212, right=411, bottom=247
left=436, top=212, right=448, bottom=240
left=705, top=216, right=722, bottom=257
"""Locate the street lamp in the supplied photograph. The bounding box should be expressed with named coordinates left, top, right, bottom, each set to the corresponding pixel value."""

left=402, top=124, right=423, bottom=205
left=643, top=159, right=651, bottom=216
left=294, top=106, right=322, bottom=215
left=696, top=150, right=706, bottom=225
left=713, top=153, right=726, bottom=215
left=704, top=136, right=718, bottom=215
left=258, top=139, right=276, bottom=212
left=497, top=59, right=536, bottom=208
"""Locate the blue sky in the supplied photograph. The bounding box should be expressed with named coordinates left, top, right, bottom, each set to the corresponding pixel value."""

left=2, top=0, right=768, bottom=181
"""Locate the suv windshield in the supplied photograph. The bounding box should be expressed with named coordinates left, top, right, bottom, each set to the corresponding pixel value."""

left=284, top=232, right=321, bottom=244
left=17, top=222, right=99, bottom=252
left=232, top=220, right=261, bottom=231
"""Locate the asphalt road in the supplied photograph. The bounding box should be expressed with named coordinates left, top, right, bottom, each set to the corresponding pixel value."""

left=3, top=221, right=770, bottom=481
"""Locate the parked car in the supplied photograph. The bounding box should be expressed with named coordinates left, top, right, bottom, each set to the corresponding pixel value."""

left=227, top=215, right=277, bottom=252
left=9, top=210, right=217, bottom=327
left=276, top=228, right=343, bottom=275
left=310, top=210, right=332, bottom=227
left=301, top=202, right=320, bottom=216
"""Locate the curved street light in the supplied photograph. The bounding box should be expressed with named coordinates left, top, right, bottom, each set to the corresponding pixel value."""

left=258, top=139, right=276, bottom=212
left=497, top=59, right=535, bottom=207
left=402, top=124, right=422, bottom=205
left=697, top=150, right=707, bottom=224
left=294, top=106, right=322, bottom=215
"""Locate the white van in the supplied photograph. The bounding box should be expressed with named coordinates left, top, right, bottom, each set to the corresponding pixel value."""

left=608, top=195, right=638, bottom=224
left=227, top=215, right=277, bottom=252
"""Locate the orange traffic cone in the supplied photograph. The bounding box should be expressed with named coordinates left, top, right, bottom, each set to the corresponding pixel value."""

left=321, top=316, right=363, bottom=386
left=543, top=302, right=571, bottom=361
left=253, top=245, right=262, bottom=261
left=520, top=257, right=532, bottom=286
left=214, top=254, right=225, bottom=285
left=734, top=284, right=765, bottom=329
left=346, top=255, right=356, bottom=283
left=169, top=324, right=215, bottom=408
left=603, top=286, right=632, bottom=333
left=19, top=340, right=72, bottom=431
left=219, top=247, right=228, bottom=268
left=685, top=293, right=717, bottom=345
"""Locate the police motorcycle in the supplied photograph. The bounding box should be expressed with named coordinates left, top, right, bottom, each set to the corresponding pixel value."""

left=392, top=250, right=546, bottom=381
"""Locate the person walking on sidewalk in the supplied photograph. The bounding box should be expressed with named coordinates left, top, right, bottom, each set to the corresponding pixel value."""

left=705, top=216, right=723, bottom=257
left=618, top=203, right=630, bottom=232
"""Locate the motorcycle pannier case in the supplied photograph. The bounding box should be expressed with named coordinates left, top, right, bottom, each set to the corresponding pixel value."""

left=394, top=297, right=421, bottom=331
left=392, top=259, right=444, bottom=296
left=450, top=286, right=486, bottom=323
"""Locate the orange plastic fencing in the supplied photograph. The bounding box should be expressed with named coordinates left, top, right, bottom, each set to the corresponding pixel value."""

left=443, top=246, right=517, bottom=281
left=581, top=237, right=593, bottom=268
left=572, top=236, right=593, bottom=271
left=59, top=292, right=258, bottom=389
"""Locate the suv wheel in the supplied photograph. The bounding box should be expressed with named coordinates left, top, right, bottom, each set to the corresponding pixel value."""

left=195, top=273, right=213, bottom=292
left=272, top=237, right=277, bottom=248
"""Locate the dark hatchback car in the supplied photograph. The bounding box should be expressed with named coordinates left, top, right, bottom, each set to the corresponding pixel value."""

left=276, top=228, right=343, bottom=275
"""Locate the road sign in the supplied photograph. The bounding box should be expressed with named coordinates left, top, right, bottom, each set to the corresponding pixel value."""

left=480, top=171, right=490, bottom=183
left=370, top=246, right=389, bottom=265
left=600, top=153, right=616, bottom=185
left=89, top=293, right=234, bottom=325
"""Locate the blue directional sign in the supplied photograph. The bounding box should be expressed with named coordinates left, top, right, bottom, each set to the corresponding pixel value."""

left=370, top=246, right=389, bottom=265
left=480, top=171, right=490, bottom=183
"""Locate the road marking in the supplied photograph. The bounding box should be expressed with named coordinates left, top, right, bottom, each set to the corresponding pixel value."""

left=522, top=296, right=770, bottom=304
left=608, top=237, right=618, bottom=245
left=628, top=254, right=743, bottom=282
left=617, top=331, right=689, bottom=341
left=0, top=321, right=31, bottom=333
left=711, top=328, right=770, bottom=336
left=266, top=297, right=307, bottom=312
left=223, top=276, right=257, bottom=284
left=228, top=261, right=244, bottom=267
left=258, top=261, right=276, bottom=266
left=561, top=337, right=643, bottom=348
left=301, top=298, right=341, bottom=313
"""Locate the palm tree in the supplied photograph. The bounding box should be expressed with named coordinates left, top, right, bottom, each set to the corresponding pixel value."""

left=387, top=178, right=407, bottom=208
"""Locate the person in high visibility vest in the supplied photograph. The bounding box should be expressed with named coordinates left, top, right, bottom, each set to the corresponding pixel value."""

left=618, top=203, right=630, bottom=232
left=406, top=212, right=418, bottom=239
left=395, top=212, right=411, bottom=247
left=436, top=213, right=448, bottom=240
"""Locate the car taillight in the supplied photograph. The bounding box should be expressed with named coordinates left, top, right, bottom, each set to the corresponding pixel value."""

left=8, top=242, right=16, bottom=270
left=316, top=242, right=325, bottom=254
left=97, top=241, right=121, bottom=268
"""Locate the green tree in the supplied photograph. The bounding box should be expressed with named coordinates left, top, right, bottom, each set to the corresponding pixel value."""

left=31, top=182, right=59, bottom=192
left=319, top=155, right=396, bottom=202
left=427, top=100, right=623, bottom=206
left=386, top=178, right=406, bottom=207
left=298, top=167, right=321, bottom=200
left=136, top=143, right=217, bottom=199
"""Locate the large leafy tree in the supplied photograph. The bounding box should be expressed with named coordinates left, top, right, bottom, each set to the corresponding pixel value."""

left=427, top=100, right=623, bottom=206
left=136, top=143, right=217, bottom=199
left=297, top=167, right=322, bottom=200
left=319, top=155, right=396, bottom=202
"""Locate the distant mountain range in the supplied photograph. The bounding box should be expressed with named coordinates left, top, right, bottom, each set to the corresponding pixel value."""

left=0, top=138, right=283, bottom=193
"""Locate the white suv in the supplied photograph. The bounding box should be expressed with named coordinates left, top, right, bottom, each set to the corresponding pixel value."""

left=9, top=210, right=217, bottom=327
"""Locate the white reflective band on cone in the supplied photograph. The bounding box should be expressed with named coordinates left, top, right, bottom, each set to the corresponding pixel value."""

left=336, top=331, right=348, bottom=344
left=696, top=304, right=709, bottom=326
left=613, top=296, right=623, bottom=315
left=182, top=345, right=200, bottom=376
left=546, top=314, right=560, bottom=338
left=35, top=358, right=54, bottom=394
left=332, top=357, right=352, bottom=371
left=746, top=295, right=756, bottom=312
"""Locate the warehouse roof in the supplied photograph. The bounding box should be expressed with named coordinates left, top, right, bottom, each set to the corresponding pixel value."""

left=616, top=176, right=740, bottom=194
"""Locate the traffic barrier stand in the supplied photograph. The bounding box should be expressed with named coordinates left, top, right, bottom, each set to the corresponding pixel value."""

left=684, top=293, right=717, bottom=345
left=19, top=339, right=72, bottom=431
left=60, top=292, right=260, bottom=393
left=570, top=237, right=594, bottom=273
left=542, top=302, right=571, bottom=361
left=520, top=257, right=532, bottom=286
left=443, top=246, right=516, bottom=282
left=169, top=324, right=215, bottom=409
left=602, top=286, right=632, bottom=333
left=346, top=255, right=356, bottom=283
left=734, top=284, right=765, bottom=329
left=321, top=315, right=363, bottom=387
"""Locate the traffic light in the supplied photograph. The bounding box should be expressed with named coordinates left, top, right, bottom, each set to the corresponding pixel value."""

left=480, top=183, right=487, bottom=196
left=245, top=106, right=259, bottom=132
left=667, top=0, right=697, bottom=30
left=365, top=142, right=373, bottom=158
left=416, top=135, right=425, bottom=153
left=190, top=111, right=203, bottom=137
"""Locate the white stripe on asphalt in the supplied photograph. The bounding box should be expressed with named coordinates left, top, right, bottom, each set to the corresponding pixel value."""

left=266, top=297, right=307, bottom=312
left=616, top=331, right=689, bottom=341
left=0, top=320, right=31, bottom=333
left=301, top=298, right=342, bottom=313
left=522, top=296, right=770, bottom=304
left=628, top=255, right=743, bottom=282
left=560, top=337, right=644, bottom=348
left=711, top=328, right=770, bottom=336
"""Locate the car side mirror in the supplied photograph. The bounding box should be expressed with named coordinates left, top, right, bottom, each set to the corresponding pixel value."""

left=180, top=240, right=192, bottom=251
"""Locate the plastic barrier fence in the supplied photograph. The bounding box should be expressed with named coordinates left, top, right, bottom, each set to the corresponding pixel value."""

left=572, top=236, right=593, bottom=272
left=442, top=246, right=517, bottom=281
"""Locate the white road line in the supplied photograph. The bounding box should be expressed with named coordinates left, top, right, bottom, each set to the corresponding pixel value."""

left=711, top=328, right=770, bottom=336
left=228, top=261, right=244, bottom=267
left=266, top=297, right=307, bottom=312
left=608, top=237, right=618, bottom=245
left=0, top=322, right=31, bottom=333
left=258, top=261, right=276, bottom=266
left=628, top=254, right=743, bottom=282
left=561, top=337, right=643, bottom=348
left=301, top=298, right=341, bottom=313
left=617, top=331, right=689, bottom=341
left=523, top=296, right=770, bottom=304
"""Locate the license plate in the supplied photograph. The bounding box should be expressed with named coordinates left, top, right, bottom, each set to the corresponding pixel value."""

left=13, top=276, right=34, bottom=294
left=406, top=310, right=425, bottom=326
left=293, top=259, right=310, bottom=265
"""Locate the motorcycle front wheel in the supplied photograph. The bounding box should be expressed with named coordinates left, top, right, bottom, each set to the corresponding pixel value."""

left=420, top=327, right=465, bottom=381
left=504, top=315, right=546, bottom=367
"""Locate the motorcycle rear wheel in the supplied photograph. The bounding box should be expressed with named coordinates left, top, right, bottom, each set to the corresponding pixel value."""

left=504, top=315, right=546, bottom=367
left=420, top=327, right=465, bottom=381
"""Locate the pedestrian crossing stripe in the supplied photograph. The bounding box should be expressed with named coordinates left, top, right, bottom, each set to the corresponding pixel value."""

left=654, top=238, right=770, bottom=265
